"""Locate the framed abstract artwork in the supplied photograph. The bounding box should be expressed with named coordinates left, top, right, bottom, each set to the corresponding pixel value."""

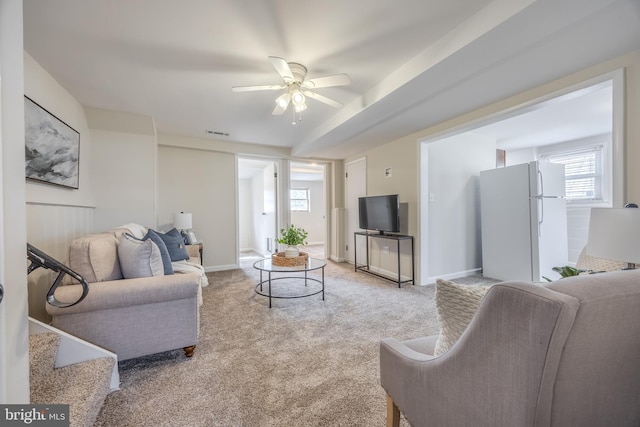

left=24, top=96, right=80, bottom=189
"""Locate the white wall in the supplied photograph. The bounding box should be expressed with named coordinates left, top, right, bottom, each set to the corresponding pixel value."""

left=291, top=180, right=324, bottom=244
left=505, top=147, right=536, bottom=166
left=424, top=133, right=496, bottom=281
left=345, top=142, right=418, bottom=283
left=24, top=54, right=95, bottom=209
left=157, top=144, right=237, bottom=271
left=86, top=108, right=156, bottom=231
left=24, top=53, right=97, bottom=322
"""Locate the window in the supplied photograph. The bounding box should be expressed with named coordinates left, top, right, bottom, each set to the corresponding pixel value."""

left=540, top=145, right=604, bottom=202
left=290, top=188, right=310, bottom=212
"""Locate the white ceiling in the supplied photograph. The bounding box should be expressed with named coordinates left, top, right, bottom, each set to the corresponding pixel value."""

left=23, top=0, right=640, bottom=160
left=475, top=81, right=613, bottom=150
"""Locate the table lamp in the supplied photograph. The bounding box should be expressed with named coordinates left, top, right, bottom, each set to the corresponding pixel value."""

left=587, top=207, right=640, bottom=270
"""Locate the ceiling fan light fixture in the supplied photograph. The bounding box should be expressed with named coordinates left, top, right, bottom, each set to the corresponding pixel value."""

left=291, top=89, right=305, bottom=106
left=275, top=92, right=291, bottom=108
left=234, top=57, right=350, bottom=120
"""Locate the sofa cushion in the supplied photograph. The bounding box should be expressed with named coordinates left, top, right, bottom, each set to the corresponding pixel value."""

left=149, top=228, right=189, bottom=262
left=117, top=234, right=164, bottom=279
left=434, top=279, right=489, bottom=356
left=69, top=233, right=123, bottom=283
left=143, top=230, right=174, bottom=275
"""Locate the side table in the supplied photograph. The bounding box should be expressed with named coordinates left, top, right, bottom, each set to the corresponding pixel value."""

left=187, top=242, right=203, bottom=265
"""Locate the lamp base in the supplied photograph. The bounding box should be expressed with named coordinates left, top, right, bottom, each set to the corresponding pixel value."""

left=180, top=230, right=190, bottom=245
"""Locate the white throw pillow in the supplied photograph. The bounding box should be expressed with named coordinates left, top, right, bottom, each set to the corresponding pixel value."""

left=114, top=223, right=148, bottom=239
left=434, top=279, right=489, bottom=356
left=117, top=233, right=164, bottom=279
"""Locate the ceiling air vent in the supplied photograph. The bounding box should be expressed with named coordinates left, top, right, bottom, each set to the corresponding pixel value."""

left=206, top=130, right=229, bottom=136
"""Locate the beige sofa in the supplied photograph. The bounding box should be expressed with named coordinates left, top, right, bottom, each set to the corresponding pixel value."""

left=46, top=228, right=203, bottom=360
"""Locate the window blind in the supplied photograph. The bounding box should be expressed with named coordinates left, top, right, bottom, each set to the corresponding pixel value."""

left=290, top=188, right=310, bottom=211
left=540, top=146, right=603, bottom=201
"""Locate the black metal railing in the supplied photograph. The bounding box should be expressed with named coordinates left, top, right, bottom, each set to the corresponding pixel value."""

left=27, top=243, right=89, bottom=308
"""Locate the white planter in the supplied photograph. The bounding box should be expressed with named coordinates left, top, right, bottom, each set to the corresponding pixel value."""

left=284, top=245, right=300, bottom=258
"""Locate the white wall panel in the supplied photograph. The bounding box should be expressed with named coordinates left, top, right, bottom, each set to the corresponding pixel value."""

left=26, top=203, right=94, bottom=322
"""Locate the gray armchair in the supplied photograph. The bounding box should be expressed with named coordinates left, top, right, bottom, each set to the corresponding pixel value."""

left=380, top=270, right=640, bottom=427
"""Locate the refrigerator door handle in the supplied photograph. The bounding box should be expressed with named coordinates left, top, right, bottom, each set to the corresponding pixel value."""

left=538, top=197, right=544, bottom=236
left=537, top=169, right=544, bottom=235
left=537, top=169, right=544, bottom=198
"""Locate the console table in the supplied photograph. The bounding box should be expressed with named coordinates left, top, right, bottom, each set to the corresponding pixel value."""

left=354, top=232, right=414, bottom=287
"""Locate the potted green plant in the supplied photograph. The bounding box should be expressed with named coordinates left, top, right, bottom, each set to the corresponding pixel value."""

left=543, top=265, right=587, bottom=281
left=277, top=224, right=308, bottom=258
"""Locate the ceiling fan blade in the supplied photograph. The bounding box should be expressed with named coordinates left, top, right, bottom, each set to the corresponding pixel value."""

left=303, top=73, right=351, bottom=89
left=232, top=84, right=286, bottom=92
left=302, top=90, right=343, bottom=108
left=269, top=56, right=295, bottom=83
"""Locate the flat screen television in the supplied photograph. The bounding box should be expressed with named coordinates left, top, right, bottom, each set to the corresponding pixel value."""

left=358, top=194, right=400, bottom=234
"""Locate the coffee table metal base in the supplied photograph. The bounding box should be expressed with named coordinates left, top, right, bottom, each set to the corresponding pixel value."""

left=253, top=259, right=326, bottom=308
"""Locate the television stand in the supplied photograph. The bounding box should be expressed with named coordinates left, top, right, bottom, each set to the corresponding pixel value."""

left=354, top=232, right=414, bottom=287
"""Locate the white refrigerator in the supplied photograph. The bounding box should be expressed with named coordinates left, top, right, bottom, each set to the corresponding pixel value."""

left=480, top=161, right=568, bottom=282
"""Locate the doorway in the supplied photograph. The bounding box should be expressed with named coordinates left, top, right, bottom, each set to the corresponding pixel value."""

left=289, top=161, right=327, bottom=259
left=237, top=157, right=279, bottom=263
left=419, top=72, right=622, bottom=282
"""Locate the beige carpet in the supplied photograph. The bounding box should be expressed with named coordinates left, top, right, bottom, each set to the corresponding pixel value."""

left=30, top=333, right=114, bottom=427
left=94, top=261, right=494, bottom=426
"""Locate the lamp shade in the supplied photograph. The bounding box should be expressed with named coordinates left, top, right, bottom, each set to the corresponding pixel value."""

left=174, top=212, right=192, bottom=230
left=587, top=208, right=640, bottom=264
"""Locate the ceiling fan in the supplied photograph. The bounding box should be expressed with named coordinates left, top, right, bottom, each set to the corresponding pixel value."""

left=232, top=56, right=351, bottom=122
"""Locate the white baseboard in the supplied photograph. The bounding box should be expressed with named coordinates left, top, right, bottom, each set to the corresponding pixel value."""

left=425, top=268, right=482, bottom=284
left=364, top=265, right=413, bottom=283
left=330, top=255, right=346, bottom=263
left=205, top=264, right=237, bottom=272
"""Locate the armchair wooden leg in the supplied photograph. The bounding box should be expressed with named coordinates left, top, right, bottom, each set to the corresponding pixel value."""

left=183, top=345, right=196, bottom=357
left=386, top=393, right=400, bottom=427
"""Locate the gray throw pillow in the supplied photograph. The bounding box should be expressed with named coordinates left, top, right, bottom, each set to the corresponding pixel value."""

left=117, top=234, right=164, bottom=279
left=144, top=230, right=174, bottom=274
left=150, top=228, right=189, bottom=262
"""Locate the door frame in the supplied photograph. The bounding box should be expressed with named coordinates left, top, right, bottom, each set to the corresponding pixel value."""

left=289, top=160, right=328, bottom=259
left=236, top=156, right=282, bottom=263
left=0, top=0, right=30, bottom=403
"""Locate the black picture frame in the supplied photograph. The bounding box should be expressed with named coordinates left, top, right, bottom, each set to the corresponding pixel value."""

left=24, top=95, right=80, bottom=189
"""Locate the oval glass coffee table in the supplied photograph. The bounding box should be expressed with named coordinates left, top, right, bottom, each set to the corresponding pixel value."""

left=253, top=258, right=326, bottom=308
